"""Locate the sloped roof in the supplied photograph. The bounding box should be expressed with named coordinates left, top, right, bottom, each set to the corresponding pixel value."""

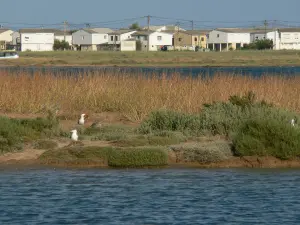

left=185, top=30, right=211, bottom=35
left=142, top=25, right=165, bottom=31
left=19, top=28, right=72, bottom=35
left=278, top=28, right=300, bottom=33
left=215, top=28, right=272, bottom=34
left=91, top=28, right=114, bottom=34
left=109, top=29, right=135, bottom=35
left=0, top=29, right=10, bottom=34
left=131, top=31, right=154, bottom=36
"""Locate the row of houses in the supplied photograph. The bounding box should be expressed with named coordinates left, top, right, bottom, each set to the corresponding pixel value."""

left=1, top=25, right=300, bottom=52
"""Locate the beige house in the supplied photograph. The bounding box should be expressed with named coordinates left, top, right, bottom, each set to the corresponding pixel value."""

left=185, top=30, right=210, bottom=48
left=0, top=28, right=14, bottom=50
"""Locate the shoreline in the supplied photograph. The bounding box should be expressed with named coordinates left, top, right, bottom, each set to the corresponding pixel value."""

left=1, top=156, right=300, bottom=170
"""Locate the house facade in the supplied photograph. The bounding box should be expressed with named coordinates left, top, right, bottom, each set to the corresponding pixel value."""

left=108, top=29, right=136, bottom=45
left=54, top=30, right=72, bottom=44
left=274, top=28, right=300, bottom=50
left=0, top=29, right=14, bottom=50
left=132, top=31, right=173, bottom=51
left=19, top=29, right=55, bottom=51
left=72, top=28, right=113, bottom=51
left=186, top=30, right=210, bottom=48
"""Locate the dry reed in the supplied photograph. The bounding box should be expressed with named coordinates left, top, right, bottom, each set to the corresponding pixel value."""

left=0, top=70, right=300, bottom=121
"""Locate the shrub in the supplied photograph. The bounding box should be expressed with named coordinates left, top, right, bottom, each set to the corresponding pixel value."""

left=53, top=39, right=71, bottom=50
left=34, top=140, right=58, bottom=150
left=232, top=118, right=300, bottom=160
left=170, top=141, right=233, bottom=164
left=0, top=114, right=60, bottom=153
left=108, top=147, right=168, bottom=168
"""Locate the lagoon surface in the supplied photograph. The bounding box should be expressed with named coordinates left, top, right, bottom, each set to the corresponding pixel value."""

left=1, top=168, right=300, bottom=224
left=2, top=65, right=300, bottom=77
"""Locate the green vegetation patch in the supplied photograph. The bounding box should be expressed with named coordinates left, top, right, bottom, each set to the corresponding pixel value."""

left=34, top=140, right=58, bottom=150
left=232, top=118, right=300, bottom=160
left=39, top=146, right=168, bottom=168
left=108, top=147, right=168, bottom=168
left=170, top=141, right=233, bottom=164
left=0, top=113, right=60, bottom=153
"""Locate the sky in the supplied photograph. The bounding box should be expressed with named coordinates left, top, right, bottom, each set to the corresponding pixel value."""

left=2, top=0, right=300, bottom=30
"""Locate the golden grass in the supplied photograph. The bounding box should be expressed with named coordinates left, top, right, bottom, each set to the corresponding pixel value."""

left=0, top=70, right=300, bottom=121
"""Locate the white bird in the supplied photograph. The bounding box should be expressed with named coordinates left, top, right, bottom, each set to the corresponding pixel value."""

left=70, top=129, right=78, bottom=141
left=78, top=113, right=88, bottom=125
left=291, top=119, right=296, bottom=127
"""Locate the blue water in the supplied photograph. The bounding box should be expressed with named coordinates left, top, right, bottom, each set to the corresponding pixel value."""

left=1, top=65, right=300, bottom=77
left=1, top=168, right=300, bottom=224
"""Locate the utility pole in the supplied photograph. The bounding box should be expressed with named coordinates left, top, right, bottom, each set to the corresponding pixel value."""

left=147, top=15, right=150, bottom=31
left=63, top=20, right=68, bottom=42
left=191, top=20, right=194, bottom=30
left=264, top=20, right=268, bottom=38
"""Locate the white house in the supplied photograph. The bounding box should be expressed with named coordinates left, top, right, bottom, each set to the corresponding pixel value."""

left=108, top=29, right=136, bottom=45
left=0, top=28, right=14, bottom=50
left=271, top=28, right=300, bottom=50
left=72, top=28, right=113, bottom=51
left=54, top=30, right=72, bottom=44
left=132, top=31, right=173, bottom=51
left=19, top=29, right=55, bottom=51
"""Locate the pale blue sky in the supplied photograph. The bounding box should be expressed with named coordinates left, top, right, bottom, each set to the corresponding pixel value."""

left=2, top=0, right=300, bottom=30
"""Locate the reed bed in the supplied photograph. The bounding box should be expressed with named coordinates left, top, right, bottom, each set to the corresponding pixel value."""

left=0, top=70, right=300, bottom=121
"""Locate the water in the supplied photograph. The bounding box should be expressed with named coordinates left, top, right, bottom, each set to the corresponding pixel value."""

left=1, top=168, right=300, bottom=224
left=1, top=65, right=300, bottom=77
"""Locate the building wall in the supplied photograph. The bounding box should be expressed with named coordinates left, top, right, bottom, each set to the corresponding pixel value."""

left=207, top=30, right=228, bottom=43
left=108, top=31, right=136, bottom=45
left=55, top=35, right=73, bottom=44
left=0, top=30, right=14, bottom=42
left=12, top=32, right=20, bottom=45
left=174, top=32, right=192, bottom=47
left=227, top=33, right=250, bottom=44
left=72, top=30, right=92, bottom=45
left=91, top=33, right=109, bottom=45
left=120, top=40, right=136, bottom=51
left=250, top=33, right=266, bottom=42
left=20, top=33, right=54, bottom=51
left=148, top=32, right=173, bottom=51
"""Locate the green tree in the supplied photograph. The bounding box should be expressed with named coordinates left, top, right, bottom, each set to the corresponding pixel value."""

left=129, top=22, right=141, bottom=30
left=53, top=39, right=71, bottom=51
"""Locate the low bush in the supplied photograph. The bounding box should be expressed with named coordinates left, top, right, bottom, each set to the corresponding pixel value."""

left=0, top=113, right=60, bottom=153
left=34, top=140, right=58, bottom=150
left=170, top=141, right=233, bottom=164
left=39, top=146, right=168, bottom=168
left=108, top=147, right=168, bottom=168
left=232, top=118, right=300, bottom=160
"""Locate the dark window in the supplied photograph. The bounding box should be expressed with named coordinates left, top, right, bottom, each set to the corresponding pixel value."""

left=201, top=37, right=204, bottom=41
left=111, top=36, right=113, bottom=41
left=217, top=34, right=220, bottom=38
left=194, top=37, right=197, bottom=41
left=179, top=38, right=182, bottom=41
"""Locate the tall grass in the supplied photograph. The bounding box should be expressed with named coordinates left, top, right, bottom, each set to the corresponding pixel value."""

left=1, top=70, right=300, bottom=121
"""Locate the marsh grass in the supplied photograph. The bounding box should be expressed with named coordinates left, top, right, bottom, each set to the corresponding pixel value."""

left=39, top=146, right=168, bottom=167
left=2, top=71, right=300, bottom=121
left=0, top=113, right=60, bottom=153
left=33, top=140, right=58, bottom=150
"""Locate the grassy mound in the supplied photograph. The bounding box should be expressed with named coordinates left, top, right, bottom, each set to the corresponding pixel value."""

left=33, top=140, right=58, bottom=150
left=170, top=141, right=233, bottom=164
left=0, top=113, right=60, bottom=153
left=39, top=146, right=168, bottom=168
left=113, top=131, right=187, bottom=147
left=139, top=92, right=300, bottom=137
left=233, top=118, right=300, bottom=160
left=84, top=124, right=135, bottom=141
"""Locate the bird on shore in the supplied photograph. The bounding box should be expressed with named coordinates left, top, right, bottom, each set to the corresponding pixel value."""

left=70, top=129, right=78, bottom=142
left=291, top=119, right=296, bottom=127
left=78, top=113, right=88, bottom=125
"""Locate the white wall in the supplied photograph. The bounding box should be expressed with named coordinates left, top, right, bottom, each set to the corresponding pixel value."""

left=120, top=40, right=136, bottom=51
left=72, top=30, right=92, bottom=45
left=91, top=33, right=109, bottom=45
left=228, top=33, right=250, bottom=44
left=55, top=35, right=72, bottom=44
left=21, top=33, right=54, bottom=51
left=108, top=31, right=136, bottom=44
left=148, top=32, right=173, bottom=51
left=207, top=30, right=228, bottom=43
left=0, top=30, right=14, bottom=42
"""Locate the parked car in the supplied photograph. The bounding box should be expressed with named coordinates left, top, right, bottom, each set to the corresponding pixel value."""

left=0, top=51, right=19, bottom=59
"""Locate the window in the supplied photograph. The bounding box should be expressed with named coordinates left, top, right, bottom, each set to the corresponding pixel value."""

left=104, top=35, right=107, bottom=39
left=194, top=37, right=197, bottom=41
left=115, top=36, right=118, bottom=41
left=217, top=34, right=220, bottom=38
left=81, top=36, right=84, bottom=40
left=157, top=36, right=162, bottom=41
left=201, top=37, right=204, bottom=41
left=179, top=38, right=182, bottom=42
left=111, top=36, right=114, bottom=41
